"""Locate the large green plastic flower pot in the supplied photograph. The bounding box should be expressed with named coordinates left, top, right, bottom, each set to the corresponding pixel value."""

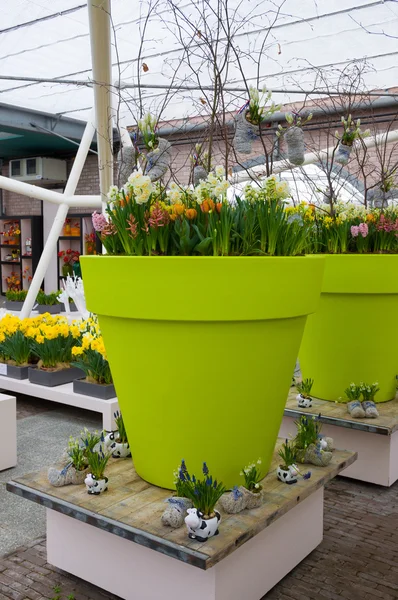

left=300, top=254, right=398, bottom=403
left=81, top=255, right=325, bottom=489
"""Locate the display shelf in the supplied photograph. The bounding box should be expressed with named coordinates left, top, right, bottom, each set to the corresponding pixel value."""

left=280, top=388, right=398, bottom=486
left=0, top=375, right=118, bottom=431
left=6, top=443, right=356, bottom=600
left=57, top=214, right=94, bottom=283
left=0, top=216, right=43, bottom=295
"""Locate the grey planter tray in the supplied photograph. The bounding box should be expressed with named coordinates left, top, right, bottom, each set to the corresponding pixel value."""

left=73, top=378, right=116, bottom=400
left=7, top=365, right=35, bottom=380
left=28, top=367, right=85, bottom=387
left=5, top=301, right=25, bottom=311
left=37, top=304, right=62, bottom=315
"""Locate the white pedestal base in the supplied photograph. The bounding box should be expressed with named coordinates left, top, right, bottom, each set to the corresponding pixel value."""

left=0, top=393, right=17, bottom=471
left=47, top=488, right=324, bottom=600
left=280, top=415, right=398, bottom=487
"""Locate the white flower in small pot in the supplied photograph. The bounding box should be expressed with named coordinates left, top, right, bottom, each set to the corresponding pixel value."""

left=138, top=113, right=171, bottom=182
left=239, top=459, right=264, bottom=508
left=294, top=415, right=333, bottom=467
left=48, top=436, right=89, bottom=487
left=108, top=411, right=131, bottom=458
left=233, top=86, right=281, bottom=154
left=296, top=378, right=314, bottom=408
left=359, top=381, right=380, bottom=419
left=84, top=445, right=111, bottom=495
left=281, top=112, right=312, bottom=166
left=335, top=115, right=370, bottom=165
left=180, top=461, right=225, bottom=542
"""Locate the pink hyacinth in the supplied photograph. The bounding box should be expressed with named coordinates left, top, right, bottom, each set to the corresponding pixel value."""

left=351, top=225, right=359, bottom=238
left=92, top=211, right=107, bottom=232
left=358, top=222, right=368, bottom=238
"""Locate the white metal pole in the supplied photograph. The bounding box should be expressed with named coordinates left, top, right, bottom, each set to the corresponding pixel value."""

left=87, top=0, right=113, bottom=206
left=230, top=129, right=398, bottom=183
left=20, top=112, right=97, bottom=318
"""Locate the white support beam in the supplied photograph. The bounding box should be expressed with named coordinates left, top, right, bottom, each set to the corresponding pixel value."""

left=20, top=112, right=97, bottom=318
left=0, top=175, right=101, bottom=207
left=231, top=129, right=398, bottom=184
left=87, top=0, right=113, bottom=206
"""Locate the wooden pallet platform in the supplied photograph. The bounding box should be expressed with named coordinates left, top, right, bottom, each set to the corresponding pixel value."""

left=7, top=440, right=356, bottom=571
left=280, top=389, right=398, bottom=486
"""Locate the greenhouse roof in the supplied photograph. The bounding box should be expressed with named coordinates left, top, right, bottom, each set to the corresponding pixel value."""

left=0, top=0, right=397, bottom=128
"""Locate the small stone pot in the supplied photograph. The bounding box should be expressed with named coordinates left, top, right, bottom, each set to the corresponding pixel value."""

left=48, top=464, right=89, bottom=487
left=146, top=138, right=172, bottom=182
left=29, top=366, right=85, bottom=387
left=37, top=304, right=62, bottom=315
left=233, top=110, right=259, bottom=154
left=285, top=126, right=305, bottom=165
left=219, top=489, right=247, bottom=514
left=296, top=393, right=312, bottom=408
left=73, top=378, right=116, bottom=399
left=85, top=474, right=109, bottom=495
left=277, top=464, right=299, bottom=484
left=161, top=497, right=193, bottom=528
left=335, top=142, right=352, bottom=165
left=239, top=485, right=263, bottom=509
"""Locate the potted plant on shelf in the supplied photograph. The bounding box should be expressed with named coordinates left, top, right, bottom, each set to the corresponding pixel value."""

left=281, top=111, right=313, bottom=165
left=335, top=115, right=369, bottom=165
left=58, top=249, right=80, bottom=278
left=36, top=290, right=62, bottom=315
left=71, top=318, right=115, bottom=399
left=294, top=415, right=333, bottom=467
left=103, top=411, right=130, bottom=458
left=84, top=445, right=111, bottom=495
left=296, top=378, right=314, bottom=408
left=26, top=316, right=84, bottom=386
left=233, top=86, right=281, bottom=155
left=63, top=218, right=72, bottom=236
left=81, top=168, right=325, bottom=489
left=345, top=382, right=365, bottom=418
left=239, top=459, right=264, bottom=508
left=359, top=381, right=380, bottom=418
left=182, top=462, right=225, bottom=542
left=5, top=289, right=27, bottom=311
left=70, top=221, right=81, bottom=237
left=1, top=327, right=37, bottom=380
left=298, top=201, right=398, bottom=403
left=161, top=459, right=194, bottom=528
left=277, top=439, right=299, bottom=484
left=85, top=231, right=97, bottom=255
left=48, top=435, right=90, bottom=487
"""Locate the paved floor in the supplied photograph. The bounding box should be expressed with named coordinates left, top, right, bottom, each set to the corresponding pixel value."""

left=1, top=396, right=398, bottom=600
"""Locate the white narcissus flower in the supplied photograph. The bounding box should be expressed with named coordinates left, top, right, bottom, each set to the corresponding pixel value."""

left=215, top=165, right=225, bottom=178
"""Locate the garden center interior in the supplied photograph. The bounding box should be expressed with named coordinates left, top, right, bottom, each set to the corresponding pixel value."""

left=1, top=1, right=398, bottom=600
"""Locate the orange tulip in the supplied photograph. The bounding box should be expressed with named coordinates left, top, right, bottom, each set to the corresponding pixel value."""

left=216, top=202, right=223, bottom=214
left=366, top=213, right=375, bottom=222
left=201, top=199, right=215, bottom=213
left=185, top=208, right=197, bottom=220
left=172, top=203, right=185, bottom=216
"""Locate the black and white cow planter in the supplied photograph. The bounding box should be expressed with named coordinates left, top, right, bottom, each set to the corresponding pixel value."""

left=84, top=473, right=108, bottom=495
left=277, top=464, right=299, bottom=484
left=185, top=508, right=221, bottom=542
left=104, top=431, right=131, bottom=458
left=296, top=393, right=313, bottom=408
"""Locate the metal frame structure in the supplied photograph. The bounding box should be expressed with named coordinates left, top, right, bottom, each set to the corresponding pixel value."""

left=0, top=0, right=396, bottom=318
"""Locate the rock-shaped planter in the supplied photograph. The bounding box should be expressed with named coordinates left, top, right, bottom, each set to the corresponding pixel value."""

left=117, top=145, right=137, bottom=187
left=233, top=111, right=259, bottom=154
left=368, top=187, right=394, bottom=209
left=146, top=138, right=172, bottom=182
left=296, top=444, right=333, bottom=467
left=161, top=497, right=193, bottom=528
left=48, top=463, right=89, bottom=487
left=193, top=166, right=208, bottom=186
left=285, top=127, right=305, bottom=165
left=219, top=487, right=246, bottom=514
left=240, top=486, right=263, bottom=509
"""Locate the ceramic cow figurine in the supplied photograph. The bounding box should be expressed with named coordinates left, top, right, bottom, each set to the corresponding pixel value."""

left=84, top=473, right=108, bottom=495
left=184, top=508, right=221, bottom=542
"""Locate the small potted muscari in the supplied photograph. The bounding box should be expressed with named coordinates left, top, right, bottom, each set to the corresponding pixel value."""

left=5, top=289, right=27, bottom=311
left=294, top=415, right=334, bottom=467
left=161, top=460, right=194, bottom=528
left=36, top=290, right=62, bottom=315
left=104, top=411, right=131, bottom=458
left=296, top=378, right=314, bottom=408
left=239, top=459, right=264, bottom=508
left=2, top=329, right=37, bottom=379
left=182, top=462, right=225, bottom=542
left=277, top=439, right=300, bottom=484
left=84, top=445, right=111, bottom=495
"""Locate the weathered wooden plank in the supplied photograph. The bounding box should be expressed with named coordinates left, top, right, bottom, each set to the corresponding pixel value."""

left=285, top=388, right=398, bottom=435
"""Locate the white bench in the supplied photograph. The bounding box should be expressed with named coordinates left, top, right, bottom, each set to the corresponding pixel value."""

left=0, top=393, right=17, bottom=471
